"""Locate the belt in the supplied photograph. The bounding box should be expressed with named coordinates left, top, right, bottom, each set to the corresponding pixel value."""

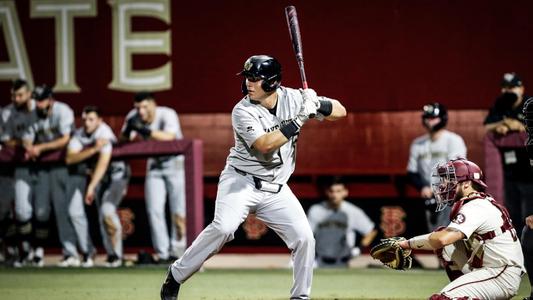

left=232, top=167, right=283, bottom=193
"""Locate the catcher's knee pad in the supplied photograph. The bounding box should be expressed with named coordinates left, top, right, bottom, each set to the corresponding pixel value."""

left=104, top=215, right=118, bottom=236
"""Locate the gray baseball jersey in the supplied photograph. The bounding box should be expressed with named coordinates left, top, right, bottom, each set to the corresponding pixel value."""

left=122, top=106, right=183, bottom=169
left=1, top=101, right=36, bottom=142
left=23, top=101, right=74, bottom=144
left=308, top=201, right=375, bottom=259
left=228, top=86, right=326, bottom=185
left=407, top=130, right=467, bottom=185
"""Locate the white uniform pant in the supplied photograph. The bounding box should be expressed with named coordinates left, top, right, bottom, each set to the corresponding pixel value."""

left=170, top=167, right=315, bottom=300
left=95, top=177, right=128, bottom=258
left=67, top=175, right=94, bottom=255
left=15, top=166, right=78, bottom=257
left=440, top=243, right=523, bottom=299
left=146, top=157, right=186, bottom=259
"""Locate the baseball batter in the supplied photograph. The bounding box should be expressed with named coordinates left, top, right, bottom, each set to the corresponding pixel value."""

left=121, top=91, right=186, bottom=261
left=407, top=103, right=467, bottom=230
left=399, top=158, right=524, bottom=300
left=307, top=177, right=376, bottom=267
left=160, top=55, right=347, bottom=300
left=21, top=85, right=79, bottom=267
left=66, top=106, right=129, bottom=267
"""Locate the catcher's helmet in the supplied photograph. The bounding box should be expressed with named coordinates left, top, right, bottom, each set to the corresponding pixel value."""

left=422, top=102, right=448, bottom=132
left=431, top=158, right=487, bottom=212
left=238, top=55, right=282, bottom=95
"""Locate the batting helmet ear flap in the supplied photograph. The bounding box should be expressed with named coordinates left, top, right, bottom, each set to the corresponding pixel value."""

left=241, top=79, right=248, bottom=95
left=261, top=74, right=282, bottom=92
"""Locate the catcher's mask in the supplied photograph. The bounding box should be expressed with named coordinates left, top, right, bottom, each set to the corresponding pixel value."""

left=431, top=158, right=487, bottom=212
left=237, top=55, right=282, bottom=95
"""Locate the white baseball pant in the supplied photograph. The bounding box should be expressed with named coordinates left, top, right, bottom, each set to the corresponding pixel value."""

left=170, top=166, right=315, bottom=300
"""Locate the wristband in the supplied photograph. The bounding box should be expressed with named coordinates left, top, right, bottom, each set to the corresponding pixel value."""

left=407, top=233, right=433, bottom=250
left=317, top=100, right=333, bottom=116
left=280, top=121, right=300, bottom=139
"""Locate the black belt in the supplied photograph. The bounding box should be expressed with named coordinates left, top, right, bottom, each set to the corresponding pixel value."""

left=232, top=167, right=283, bottom=193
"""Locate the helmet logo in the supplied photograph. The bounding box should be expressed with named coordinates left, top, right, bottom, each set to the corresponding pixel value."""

left=244, top=60, right=253, bottom=71
left=473, top=173, right=480, bottom=179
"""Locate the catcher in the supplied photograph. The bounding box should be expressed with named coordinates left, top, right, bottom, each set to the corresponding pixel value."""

left=371, top=158, right=525, bottom=300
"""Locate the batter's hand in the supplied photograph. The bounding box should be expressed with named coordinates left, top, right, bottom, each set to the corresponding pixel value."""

left=526, top=215, right=533, bottom=229
left=25, top=145, right=42, bottom=160
left=295, top=90, right=319, bottom=127
left=300, top=88, right=320, bottom=109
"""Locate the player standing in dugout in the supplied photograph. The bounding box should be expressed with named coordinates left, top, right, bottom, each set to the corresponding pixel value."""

left=160, top=55, right=347, bottom=300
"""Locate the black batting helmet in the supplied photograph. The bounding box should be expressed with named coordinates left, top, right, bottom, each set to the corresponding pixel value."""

left=422, top=102, right=448, bottom=132
left=238, top=55, right=282, bottom=95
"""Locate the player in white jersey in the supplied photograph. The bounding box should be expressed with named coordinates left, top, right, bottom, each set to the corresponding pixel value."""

left=308, top=177, right=376, bottom=267
left=121, top=91, right=186, bottom=262
left=66, top=106, right=130, bottom=267
left=160, top=55, right=347, bottom=300
left=20, top=85, right=79, bottom=267
left=397, top=158, right=524, bottom=300
left=407, top=103, right=467, bottom=230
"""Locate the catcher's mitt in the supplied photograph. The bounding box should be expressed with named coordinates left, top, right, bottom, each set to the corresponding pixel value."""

left=370, top=237, right=413, bottom=270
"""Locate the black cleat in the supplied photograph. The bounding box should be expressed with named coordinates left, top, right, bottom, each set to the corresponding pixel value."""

left=160, top=267, right=180, bottom=300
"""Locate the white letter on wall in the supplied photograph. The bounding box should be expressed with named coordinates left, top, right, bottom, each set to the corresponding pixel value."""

left=0, top=1, right=34, bottom=87
left=109, top=0, right=171, bottom=92
left=31, top=0, right=97, bottom=92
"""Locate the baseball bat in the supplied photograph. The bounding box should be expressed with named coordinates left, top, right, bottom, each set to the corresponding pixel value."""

left=285, top=6, right=308, bottom=89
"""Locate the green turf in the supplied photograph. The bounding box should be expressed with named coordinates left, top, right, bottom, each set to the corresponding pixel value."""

left=0, top=267, right=530, bottom=300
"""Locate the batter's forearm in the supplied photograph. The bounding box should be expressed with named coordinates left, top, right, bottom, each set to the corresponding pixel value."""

left=253, top=131, right=289, bottom=154
left=323, top=99, right=347, bottom=121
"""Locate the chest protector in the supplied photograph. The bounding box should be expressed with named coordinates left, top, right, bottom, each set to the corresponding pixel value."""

left=449, top=193, right=517, bottom=268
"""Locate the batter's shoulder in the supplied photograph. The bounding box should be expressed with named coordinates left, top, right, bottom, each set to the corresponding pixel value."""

left=443, top=130, right=465, bottom=142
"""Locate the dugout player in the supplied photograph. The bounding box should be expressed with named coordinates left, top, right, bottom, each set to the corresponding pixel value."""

left=121, top=91, right=186, bottom=262
left=0, top=80, right=32, bottom=265
left=307, top=177, right=377, bottom=267
left=407, top=103, right=467, bottom=230
left=160, top=55, right=347, bottom=300
left=66, top=106, right=130, bottom=267
left=484, top=72, right=533, bottom=231
left=20, top=85, right=79, bottom=267
left=2, top=79, right=37, bottom=266
left=399, top=158, right=524, bottom=299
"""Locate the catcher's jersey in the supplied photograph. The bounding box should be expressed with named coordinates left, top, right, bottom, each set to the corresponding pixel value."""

left=0, top=101, right=36, bottom=142
left=227, top=86, right=312, bottom=185
left=307, top=201, right=375, bottom=258
left=68, top=122, right=117, bottom=155
left=23, top=101, right=74, bottom=144
left=407, top=130, right=466, bottom=185
left=122, top=106, right=183, bottom=170
left=447, top=196, right=525, bottom=270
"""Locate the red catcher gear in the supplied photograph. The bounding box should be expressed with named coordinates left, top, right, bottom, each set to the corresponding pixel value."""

left=431, top=158, right=487, bottom=212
